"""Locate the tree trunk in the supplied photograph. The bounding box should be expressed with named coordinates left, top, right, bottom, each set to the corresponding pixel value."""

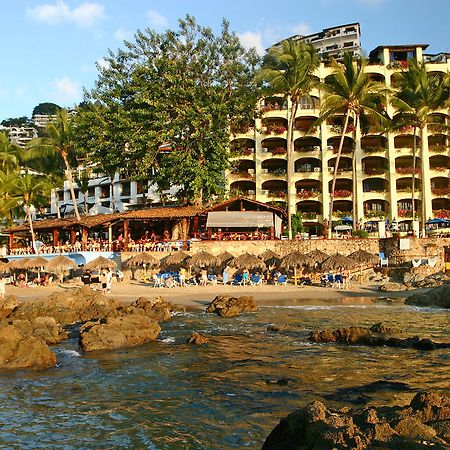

left=62, top=155, right=80, bottom=221
left=84, top=193, right=88, bottom=214
left=110, top=176, right=115, bottom=212
left=286, top=100, right=298, bottom=240
left=54, top=189, right=61, bottom=219
left=27, top=205, right=36, bottom=253
left=328, top=110, right=351, bottom=239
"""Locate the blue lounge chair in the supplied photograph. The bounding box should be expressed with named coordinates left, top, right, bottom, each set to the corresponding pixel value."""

left=276, top=274, right=287, bottom=285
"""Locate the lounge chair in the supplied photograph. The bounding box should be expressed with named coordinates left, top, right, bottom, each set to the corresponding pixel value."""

left=276, top=274, right=287, bottom=285
left=251, top=274, right=262, bottom=286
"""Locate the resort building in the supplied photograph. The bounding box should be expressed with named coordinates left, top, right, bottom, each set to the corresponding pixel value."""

left=227, top=43, right=450, bottom=232
left=0, top=125, right=38, bottom=148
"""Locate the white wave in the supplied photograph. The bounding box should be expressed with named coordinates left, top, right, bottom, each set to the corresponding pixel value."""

left=160, top=337, right=175, bottom=344
left=58, top=349, right=81, bottom=357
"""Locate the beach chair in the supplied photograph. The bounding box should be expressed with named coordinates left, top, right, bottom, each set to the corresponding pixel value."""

left=251, top=274, right=262, bottom=286
left=208, top=274, right=218, bottom=285
left=232, top=273, right=243, bottom=285
left=379, top=252, right=389, bottom=267
left=152, top=274, right=163, bottom=287
left=276, top=274, right=287, bottom=285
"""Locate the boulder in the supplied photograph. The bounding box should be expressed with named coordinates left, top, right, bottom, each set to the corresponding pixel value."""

left=0, top=317, right=62, bottom=345
left=379, top=281, right=406, bottom=292
left=0, top=322, right=56, bottom=370
left=0, top=295, right=21, bottom=320
left=8, top=286, right=121, bottom=325
left=110, top=296, right=177, bottom=323
left=406, top=283, right=450, bottom=308
left=262, top=391, right=450, bottom=449
left=206, top=295, right=257, bottom=318
left=309, top=324, right=449, bottom=350
left=186, top=331, right=208, bottom=345
left=79, top=315, right=161, bottom=352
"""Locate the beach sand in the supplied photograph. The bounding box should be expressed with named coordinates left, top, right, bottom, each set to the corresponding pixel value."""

left=5, top=280, right=412, bottom=310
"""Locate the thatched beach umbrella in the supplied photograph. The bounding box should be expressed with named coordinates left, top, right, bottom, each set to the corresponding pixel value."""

left=85, top=256, right=116, bottom=272
left=160, top=251, right=190, bottom=271
left=259, top=249, right=281, bottom=267
left=280, top=251, right=312, bottom=275
left=8, top=258, right=30, bottom=270
left=229, top=252, right=266, bottom=272
left=187, top=251, right=220, bottom=268
left=321, top=253, right=355, bottom=271
left=347, top=249, right=378, bottom=266
left=24, top=256, right=49, bottom=283
left=0, top=261, right=10, bottom=274
left=47, top=255, right=77, bottom=282
left=217, top=251, right=234, bottom=267
left=126, top=253, right=160, bottom=269
left=307, top=249, right=329, bottom=265
left=126, top=252, right=160, bottom=280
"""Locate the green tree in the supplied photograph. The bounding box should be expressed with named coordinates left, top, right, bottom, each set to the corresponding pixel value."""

left=75, top=168, right=92, bottom=214
left=1, top=116, right=33, bottom=127
left=27, top=109, right=81, bottom=220
left=32, top=102, right=60, bottom=116
left=319, top=53, right=387, bottom=238
left=72, top=16, right=260, bottom=206
left=0, top=132, right=21, bottom=173
left=257, top=40, right=319, bottom=239
left=391, top=60, right=450, bottom=235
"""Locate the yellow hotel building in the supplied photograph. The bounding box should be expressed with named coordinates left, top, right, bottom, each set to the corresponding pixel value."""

left=227, top=43, right=450, bottom=232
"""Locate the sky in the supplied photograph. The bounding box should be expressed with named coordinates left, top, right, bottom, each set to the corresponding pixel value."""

left=1, top=0, right=449, bottom=121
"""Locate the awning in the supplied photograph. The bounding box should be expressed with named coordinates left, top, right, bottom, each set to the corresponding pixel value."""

left=206, top=211, right=275, bottom=228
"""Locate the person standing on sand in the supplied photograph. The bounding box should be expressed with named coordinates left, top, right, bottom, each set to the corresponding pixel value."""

left=0, top=277, right=6, bottom=300
left=179, top=267, right=186, bottom=287
left=106, top=269, right=113, bottom=293
left=342, top=268, right=350, bottom=289
left=100, top=271, right=108, bottom=294
left=222, top=266, right=229, bottom=285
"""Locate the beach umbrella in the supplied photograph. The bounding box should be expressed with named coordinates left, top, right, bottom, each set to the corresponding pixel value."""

left=84, top=256, right=116, bottom=272
left=161, top=251, right=189, bottom=270
left=280, top=251, right=312, bottom=276
left=187, top=251, right=220, bottom=268
left=217, top=251, right=234, bottom=267
left=426, top=218, right=450, bottom=225
left=307, top=249, right=329, bottom=265
left=321, top=253, right=355, bottom=271
left=229, top=252, right=266, bottom=272
left=0, top=261, right=10, bottom=274
left=126, top=253, right=160, bottom=269
left=24, top=256, right=49, bottom=283
left=259, top=249, right=281, bottom=267
left=8, top=258, right=30, bottom=270
left=347, top=249, right=378, bottom=266
left=47, top=255, right=77, bottom=282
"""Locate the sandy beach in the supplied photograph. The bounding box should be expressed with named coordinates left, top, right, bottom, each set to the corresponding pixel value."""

left=5, top=280, right=412, bottom=310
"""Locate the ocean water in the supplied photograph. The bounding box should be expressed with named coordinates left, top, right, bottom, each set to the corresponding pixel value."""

left=0, top=300, right=449, bottom=449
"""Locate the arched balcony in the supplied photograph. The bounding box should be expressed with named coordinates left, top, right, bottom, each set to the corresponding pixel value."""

left=362, top=156, right=388, bottom=176
left=295, top=157, right=321, bottom=173
left=261, top=118, right=288, bottom=137
left=397, top=199, right=421, bottom=219
left=395, top=156, right=421, bottom=176
left=333, top=200, right=353, bottom=217
left=428, top=113, right=449, bottom=135
left=364, top=200, right=389, bottom=220
left=326, top=115, right=355, bottom=135
left=430, top=155, right=450, bottom=172
left=230, top=138, right=255, bottom=158
left=229, top=160, right=256, bottom=180
left=261, top=159, right=287, bottom=176
left=431, top=177, right=450, bottom=197
left=396, top=177, right=422, bottom=194
left=390, top=72, right=403, bottom=88
left=296, top=200, right=322, bottom=219
left=367, top=73, right=385, bottom=83
left=361, top=135, right=388, bottom=153
left=329, top=179, right=352, bottom=198
left=261, top=180, right=287, bottom=200
left=394, top=134, right=420, bottom=149
left=363, top=177, right=389, bottom=193
left=327, top=156, right=352, bottom=174
left=230, top=180, right=256, bottom=196
left=428, top=134, right=448, bottom=153
left=432, top=198, right=450, bottom=218
left=295, top=116, right=318, bottom=135
left=261, top=96, right=287, bottom=113
left=296, top=180, right=321, bottom=201
left=261, top=138, right=287, bottom=157
left=294, top=136, right=321, bottom=153
left=297, top=95, right=320, bottom=111
left=327, top=136, right=355, bottom=154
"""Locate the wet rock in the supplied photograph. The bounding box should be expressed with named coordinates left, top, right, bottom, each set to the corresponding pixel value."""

left=309, top=324, right=449, bottom=350
left=406, top=283, right=450, bottom=308
left=379, top=281, right=405, bottom=292
left=262, top=391, right=450, bottom=449
left=0, top=322, right=56, bottom=370
left=8, top=286, right=121, bottom=325
left=267, top=324, right=292, bottom=332
left=266, top=378, right=290, bottom=386
left=110, top=296, right=177, bottom=323
left=0, top=317, right=62, bottom=345
left=79, top=315, right=161, bottom=352
left=186, top=331, right=208, bottom=345
left=0, top=295, right=21, bottom=320
left=206, top=295, right=257, bottom=318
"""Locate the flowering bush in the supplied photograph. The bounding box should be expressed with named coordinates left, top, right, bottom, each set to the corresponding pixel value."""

left=432, top=187, right=450, bottom=196
left=364, top=210, right=385, bottom=219
left=395, top=167, right=421, bottom=174
left=271, top=147, right=287, bottom=155
left=333, top=190, right=352, bottom=198
left=429, top=144, right=448, bottom=153
left=398, top=209, right=413, bottom=218
left=434, top=209, right=450, bottom=218
left=364, top=167, right=386, bottom=175
left=273, top=125, right=287, bottom=135
left=297, top=190, right=318, bottom=199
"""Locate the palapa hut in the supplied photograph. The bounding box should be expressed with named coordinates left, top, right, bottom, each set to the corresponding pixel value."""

left=24, top=256, right=49, bottom=283
left=229, top=252, right=266, bottom=273
left=217, top=251, right=234, bottom=267
left=348, top=249, right=379, bottom=266
left=161, top=251, right=189, bottom=271
left=187, top=251, right=220, bottom=269
left=259, top=249, right=281, bottom=267
left=126, top=252, right=160, bottom=280
left=0, top=261, right=9, bottom=274
left=307, top=249, right=329, bottom=266
left=84, top=256, right=116, bottom=272
left=47, top=255, right=77, bottom=283
left=321, top=253, right=355, bottom=271
left=280, top=251, right=312, bottom=275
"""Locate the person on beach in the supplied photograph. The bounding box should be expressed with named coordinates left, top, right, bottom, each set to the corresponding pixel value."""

left=200, top=269, right=208, bottom=286
left=100, top=271, right=108, bottom=294
left=242, top=268, right=250, bottom=286
left=342, top=268, right=350, bottom=289
left=222, top=266, right=229, bottom=285
left=179, top=267, right=186, bottom=287
left=106, top=269, right=113, bottom=293
left=0, top=277, right=6, bottom=300
left=334, top=269, right=343, bottom=289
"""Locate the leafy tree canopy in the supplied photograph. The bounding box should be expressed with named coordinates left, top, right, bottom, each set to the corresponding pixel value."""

left=72, top=15, right=261, bottom=205
left=32, top=102, right=61, bottom=116
left=1, top=116, right=33, bottom=127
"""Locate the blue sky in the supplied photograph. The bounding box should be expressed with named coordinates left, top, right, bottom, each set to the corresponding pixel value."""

left=1, top=0, right=449, bottom=121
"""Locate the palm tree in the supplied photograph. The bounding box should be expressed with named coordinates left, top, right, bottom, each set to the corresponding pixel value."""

left=257, top=40, right=320, bottom=238
left=391, top=59, right=450, bottom=235
left=0, top=132, right=21, bottom=173
left=319, top=53, right=387, bottom=238
left=13, top=174, right=51, bottom=251
left=26, top=109, right=81, bottom=221
left=75, top=168, right=92, bottom=214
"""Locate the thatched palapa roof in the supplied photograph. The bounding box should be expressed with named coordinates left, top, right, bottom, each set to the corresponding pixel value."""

left=24, top=256, right=49, bottom=269
left=348, top=249, right=379, bottom=265
left=280, top=251, right=312, bottom=270
left=187, top=251, right=220, bottom=268
left=85, top=256, right=116, bottom=271
left=321, top=253, right=356, bottom=271
left=47, top=255, right=77, bottom=271
left=126, top=253, right=160, bottom=269
left=229, top=253, right=266, bottom=271
left=307, top=249, right=329, bottom=265
left=259, top=249, right=281, bottom=266
left=217, top=251, right=234, bottom=264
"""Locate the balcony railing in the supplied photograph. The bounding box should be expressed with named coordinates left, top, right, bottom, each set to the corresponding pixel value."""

left=297, top=190, right=320, bottom=199
left=432, top=188, right=450, bottom=196
left=364, top=167, right=387, bottom=175
left=395, top=167, right=421, bottom=175
left=333, top=190, right=352, bottom=198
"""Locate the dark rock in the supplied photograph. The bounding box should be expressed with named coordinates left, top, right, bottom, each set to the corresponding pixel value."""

left=266, top=378, right=290, bottom=386
left=406, top=283, right=450, bottom=308
left=267, top=324, right=291, bottom=332
left=206, top=295, right=257, bottom=318
left=186, top=331, right=208, bottom=345
left=79, top=315, right=161, bottom=352
left=0, top=317, right=62, bottom=345
left=0, top=295, right=21, bottom=320
left=262, top=391, right=450, bottom=449
left=110, top=296, right=177, bottom=323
